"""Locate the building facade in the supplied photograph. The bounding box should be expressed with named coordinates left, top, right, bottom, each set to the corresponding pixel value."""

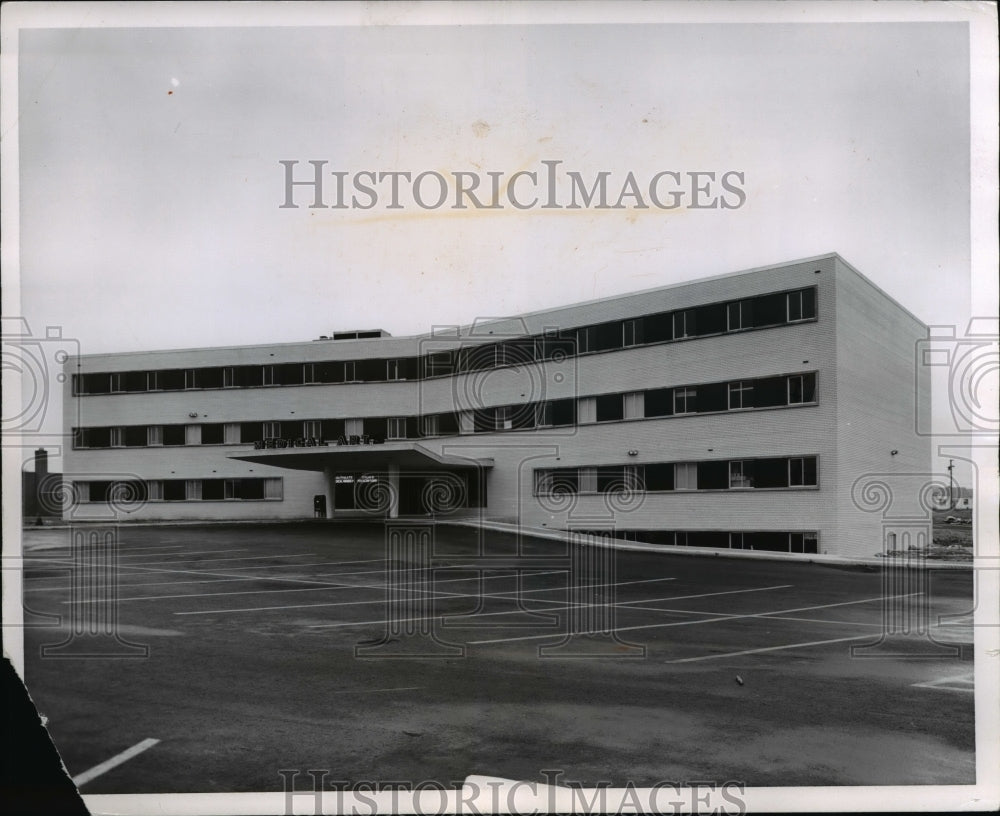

left=61, top=254, right=930, bottom=559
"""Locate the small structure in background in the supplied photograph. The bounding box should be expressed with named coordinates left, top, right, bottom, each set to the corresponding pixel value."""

left=21, top=448, right=61, bottom=524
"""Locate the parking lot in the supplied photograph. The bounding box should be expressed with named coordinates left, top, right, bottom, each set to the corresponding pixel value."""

left=21, top=522, right=975, bottom=793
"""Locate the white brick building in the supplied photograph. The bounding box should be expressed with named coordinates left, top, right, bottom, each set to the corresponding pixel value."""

left=62, top=254, right=930, bottom=558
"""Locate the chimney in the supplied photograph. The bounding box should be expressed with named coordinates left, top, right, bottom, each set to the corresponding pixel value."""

left=35, top=448, right=49, bottom=478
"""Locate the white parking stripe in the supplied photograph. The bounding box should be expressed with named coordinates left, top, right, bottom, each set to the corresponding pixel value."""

left=664, top=635, right=875, bottom=663
left=71, top=738, right=160, bottom=787
left=174, top=575, right=677, bottom=617
left=117, top=548, right=247, bottom=560
left=465, top=593, right=923, bottom=645
left=107, top=552, right=315, bottom=567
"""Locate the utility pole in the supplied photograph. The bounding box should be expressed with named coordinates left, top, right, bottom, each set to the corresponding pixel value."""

left=947, top=459, right=955, bottom=510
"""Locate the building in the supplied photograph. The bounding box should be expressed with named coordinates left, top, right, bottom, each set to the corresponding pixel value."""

left=61, top=254, right=930, bottom=559
left=21, top=448, right=62, bottom=523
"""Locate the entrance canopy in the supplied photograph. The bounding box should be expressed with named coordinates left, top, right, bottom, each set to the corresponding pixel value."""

left=227, top=441, right=494, bottom=472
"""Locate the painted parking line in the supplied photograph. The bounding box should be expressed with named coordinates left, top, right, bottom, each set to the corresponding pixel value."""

left=912, top=673, right=975, bottom=693
left=176, top=575, right=678, bottom=617
left=116, top=548, right=248, bottom=560
left=465, top=592, right=923, bottom=645
left=71, top=737, right=160, bottom=787
left=329, top=687, right=422, bottom=695
left=173, top=570, right=575, bottom=615
left=664, top=634, right=876, bottom=663
left=304, top=584, right=789, bottom=632
left=107, top=552, right=316, bottom=567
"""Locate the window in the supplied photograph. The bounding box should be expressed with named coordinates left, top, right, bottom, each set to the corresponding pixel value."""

left=197, top=368, right=225, bottom=389
left=123, top=426, right=146, bottom=447
left=623, top=392, right=644, bottom=419
left=202, top=479, right=225, bottom=501
left=162, top=480, right=186, bottom=501
left=163, top=425, right=186, bottom=446
left=697, top=460, right=729, bottom=490
left=158, top=369, right=186, bottom=391
left=421, top=415, right=440, bottom=437
left=201, top=424, right=225, bottom=445
left=788, top=373, right=817, bottom=404
left=303, top=420, right=322, bottom=439
left=423, top=350, right=455, bottom=377
left=674, top=462, right=697, bottom=490
left=262, top=421, right=281, bottom=439
left=536, top=469, right=579, bottom=495
left=643, top=463, right=674, bottom=491
left=595, top=393, right=624, bottom=423
left=729, top=460, right=754, bottom=489
left=147, top=426, right=163, bottom=446
left=788, top=456, right=818, bottom=487
left=276, top=363, right=304, bottom=386
left=728, top=381, right=753, bottom=409
left=225, top=479, right=266, bottom=500
left=386, top=359, right=400, bottom=380
left=577, top=397, right=597, bottom=424
left=343, top=361, right=356, bottom=382
left=578, top=467, right=598, bottom=493
left=223, top=367, right=237, bottom=387
left=674, top=386, right=696, bottom=414
left=623, top=319, right=643, bottom=347
left=262, top=365, right=275, bottom=386
left=673, top=310, right=695, bottom=339
left=644, top=387, right=673, bottom=418
left=387, top=417, right=406, bottom=440
left=787, top=288, right=817, bottom=322
left=538, top=398, right=575, bottom=427
left=753, top=376, right=787, bottom=408
left=641, top=313, right=672, bottom=344
left=109, top=427, right=124, bottom=447
left=727, top=300, right=753, bottom=331
left=184, top=369, right=197, bottom=389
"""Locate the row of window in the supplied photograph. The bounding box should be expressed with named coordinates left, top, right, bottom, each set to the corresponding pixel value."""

left=77, top=478, right=283, bottom=503
left=72, top=372, right=818, bottom=448
left=573, top=529, right=819, bottom=554
left=535, top=456, right=819, bottom=494
left=73, top=286, right=818, bottom=395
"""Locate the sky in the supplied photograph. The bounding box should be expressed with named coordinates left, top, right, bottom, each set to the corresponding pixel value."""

left=7, top=4, right=993, bottom=483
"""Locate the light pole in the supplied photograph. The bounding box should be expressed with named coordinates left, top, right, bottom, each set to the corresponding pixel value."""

left=947, top=459, right=955, bottom=510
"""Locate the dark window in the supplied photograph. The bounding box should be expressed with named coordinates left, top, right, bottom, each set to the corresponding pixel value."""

left=510, top=403, right=537, bottom=430
left=473, top=408, right=498, bottom=433
left=120, top=371, right=147, bottom=392
left=162, top=425, right=186, bottom=446
left=673, top=310, right=696, bottom=339
left=697, top=460, right=729, bottom=490
left=693, top=303, right=726, bottom=335
left=314, top=361, right=344, bottom=383
left=355, top=359, right=384, bottom=382
left=696, top=382, right=727, bottom=413
left=322, top=418, right=345, bottom=441
left=789, top=456, right=818, bottom=486
left=674, top=386, right=696, bottom=414
left=157, top=369, right=186, bottom=391
left=233, top=365, right=264, bottom=387
left=643, top=463, right=674, bottom=491
left=79, top=373, right=111, bottom=394
left=641, top=313, right=673, bottom=344
left=788, top=288, right=817, bottom=321
left=79, top=427, right=112, bottom=448
left=539, top=469, right=578, bottom=495
left=460, top=344, right=496, bottom=373
left=228, top=479, right=265, bottom=500
left=752, top=292, right=787, bottom=327
left=437, top=412, right=460, bottom=435
left=497, top=339, right=535, bottom=367
left=727, top=300, right=754, bottom=331
left=688, top=531, right=729, bottom=549
left=239, top=422, right=263, bottom=444
left=201, top=424, right=225, bottom=445
left=202, top=479, right=225, bottom=501
left=623, top=319, right=643, bottom=346
left=755, top=458, right=790, bottom=488
left=595, top=393, right=624, bottom=422
left=363, top=417, right=386, bottom=441
left=534, top=333, right=576, bottom=362
left=276, top=363, right=304, bottom=386
left=788, top=372, right=817, bottom=404
left=644, top=387, right=673, bottom=418
left=539, top=398, right=575, bottom=427
left=728, top=381, right=753, bottom=409
left=163, top=480, right=186, bottom=501
left=584, top=321, right=625, bottom=352
left=596, top=466, right=626, bottom=493
left=123, top=426, right=147, bottom=447
left=194, top=368, right=224, bottom=389
left=753, top=376, right=787, bottom=408
left=422, top=350, right=456, bottom=377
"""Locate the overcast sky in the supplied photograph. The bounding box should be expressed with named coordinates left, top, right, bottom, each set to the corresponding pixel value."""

left=9, top=5, right=990, bottom=481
